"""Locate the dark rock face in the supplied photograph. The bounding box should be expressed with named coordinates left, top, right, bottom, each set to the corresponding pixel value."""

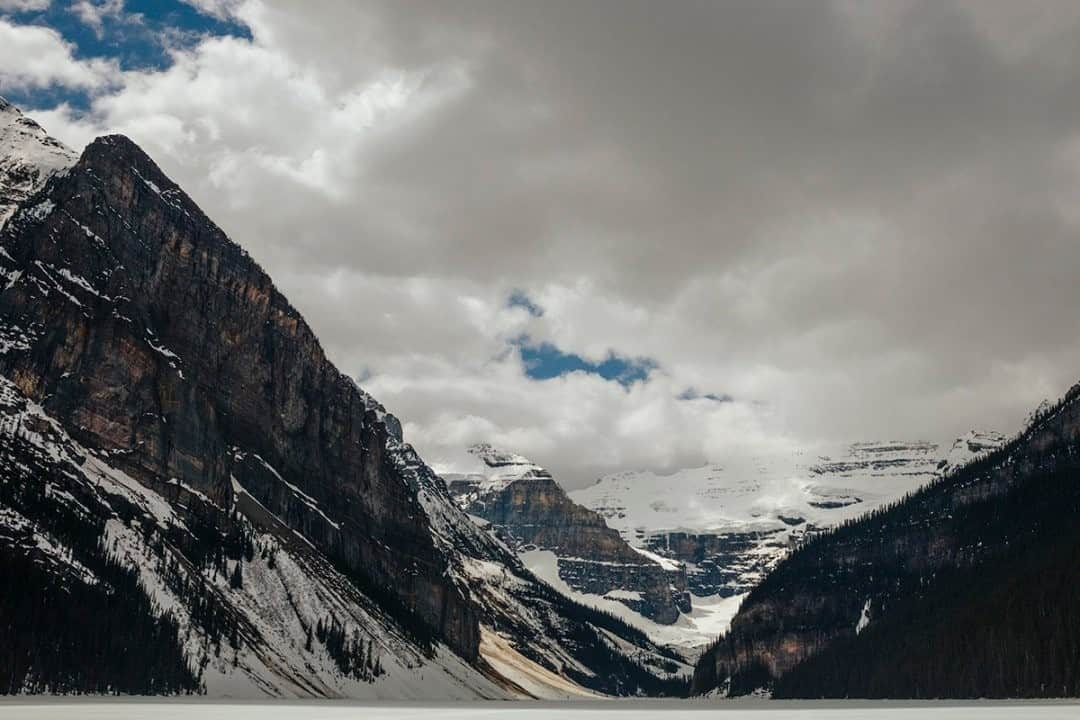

left=465, top=474, right=643, bottom=562
left=642, top=529, right=789, bottom=598
left=691, top=386, right=1080, bottom=697
left=446, top=446, right=690, bottom=624
left=0, top=135, right=478, bottom=660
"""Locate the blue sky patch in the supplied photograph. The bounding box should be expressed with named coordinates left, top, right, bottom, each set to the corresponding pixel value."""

left=0, top=0, right=249, bottom=112
left=514, top=336, right=656, bottom=387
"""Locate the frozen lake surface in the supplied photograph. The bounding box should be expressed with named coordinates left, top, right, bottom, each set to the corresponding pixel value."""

left=2, top=699, right=1079, bottom=719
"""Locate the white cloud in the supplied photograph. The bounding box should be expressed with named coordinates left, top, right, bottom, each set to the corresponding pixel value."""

left=0, top=18, right=117, bottom=90
left=0, top=0, right=49, bottom=12
left=179, top=0, right=244, bottom=21
left=70, top=0, right=142, bottom=39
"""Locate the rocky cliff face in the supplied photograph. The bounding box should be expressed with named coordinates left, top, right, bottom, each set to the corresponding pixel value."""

left=0, top=103, right=684, bottom=698
left=445, top=444, right=690, bottom=624
left=0, top=133, right=479, bottom=660
left=690, top=394, right=1080, bottom=697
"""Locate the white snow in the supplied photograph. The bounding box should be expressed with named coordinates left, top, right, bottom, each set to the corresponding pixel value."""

left=132, top=167, right=162, bottom=196
left=0, top=99, right=77, bottom=228
left=0, top=374, right=518, bottom=699
left=167, top=477, right=222, bottom=509
left=22, top=199, right=54, bottom=222
left=55, top=267, right=103, bottom=298
left=519, top=549, right=744, bottom=655
left=856, top=599, right=872, bottom=635
left=438, top=443, right=555, bottom=502
left=629, top=544, right=680, bottom=571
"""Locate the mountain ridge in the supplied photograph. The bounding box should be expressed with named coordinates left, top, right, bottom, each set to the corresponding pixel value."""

left=690, top=387, right=1080, bottom=697
left=0, top=105, right=682, bottom=698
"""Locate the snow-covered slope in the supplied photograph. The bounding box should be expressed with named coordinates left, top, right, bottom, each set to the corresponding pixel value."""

left=0, top=97, right=76, bottom=228
left=938, top=430, right=1008, bottom=477
left=571, top=436, right=1005, bottom=602
left=0, top=374, right=505, bottom=698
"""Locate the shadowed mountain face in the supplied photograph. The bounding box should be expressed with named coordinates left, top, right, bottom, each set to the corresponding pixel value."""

left=0, top=104, right=686, bottom=698
left=0, top=133, right=479, bottom=661
left=691, top=389, right=1080, bottom=698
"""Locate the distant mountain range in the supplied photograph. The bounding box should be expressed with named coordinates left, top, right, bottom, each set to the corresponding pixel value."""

left=572, top=433, right=1005, bottom=599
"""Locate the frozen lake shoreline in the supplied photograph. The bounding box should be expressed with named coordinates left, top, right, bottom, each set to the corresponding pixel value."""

left=2, top=698, right=1079, bottom=719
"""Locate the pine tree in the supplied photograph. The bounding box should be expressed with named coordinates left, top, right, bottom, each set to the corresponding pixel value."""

left=230, top=561, right=243, bottom=589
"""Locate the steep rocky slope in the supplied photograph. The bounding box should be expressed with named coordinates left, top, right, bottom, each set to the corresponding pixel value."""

left=691, top=395, right=1080, bottom=698
left=572, top=435, right=1004, bottom=600
left=0, top=102, right=683, bottom=698
left=444, top=444, right=689, bottom=624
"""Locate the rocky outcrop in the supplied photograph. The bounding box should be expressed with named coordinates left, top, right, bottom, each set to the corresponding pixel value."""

left=445, top=444, right=690, bottom=624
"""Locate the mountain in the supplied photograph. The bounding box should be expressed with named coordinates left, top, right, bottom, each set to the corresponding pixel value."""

left=690, top=396, right=1080, bottom=698
left=443, top=443, right=690, bottom=624
left=0, top=102, right=684, bottom=699
left=571, top=436, right=1004, bottom=603
left=0, top=99, right=76, bottom=227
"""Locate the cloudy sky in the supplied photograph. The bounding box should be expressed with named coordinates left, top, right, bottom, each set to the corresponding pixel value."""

left=3, top=0, right=1080, bottom=487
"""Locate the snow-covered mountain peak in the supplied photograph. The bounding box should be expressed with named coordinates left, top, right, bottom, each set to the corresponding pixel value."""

left=436, top=443, right=556, bottom=511
left=468, top=442, right=544, bottom=471
left=0, top=98, right=78, bottom=227
left=1025, top=398, right=1054, bottom=428
left=938, top=429, right=1007, bottom=476
left=442, top=443, right=554, bottom=491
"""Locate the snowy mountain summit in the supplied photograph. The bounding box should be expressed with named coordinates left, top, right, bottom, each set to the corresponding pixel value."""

left=442, top=443, right=554, bottom=504
left=0, top=97, right=77, bottom=227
